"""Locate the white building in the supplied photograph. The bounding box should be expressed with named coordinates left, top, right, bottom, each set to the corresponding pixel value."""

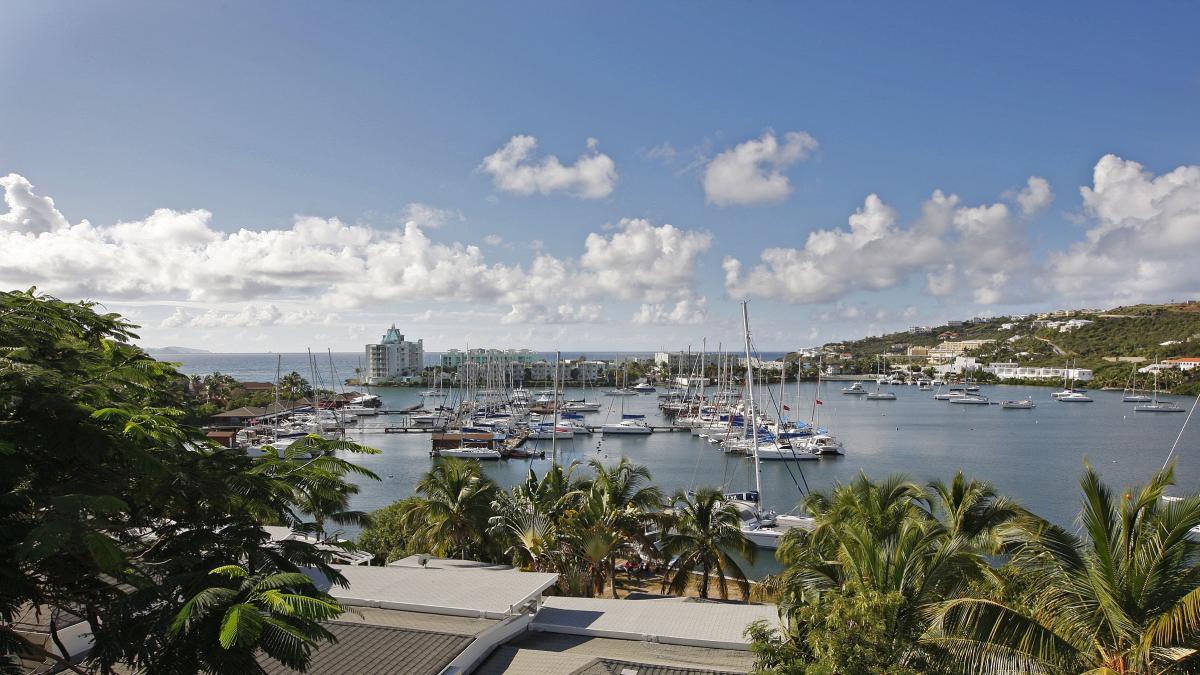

left=441, top=348, right=538, bottom=369
left=984, top=364, right=1094, bottom=381
left=364, top=325, right=424, bottom=384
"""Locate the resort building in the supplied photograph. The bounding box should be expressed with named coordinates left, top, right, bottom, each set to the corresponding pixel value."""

left=983, top=364, right=1094, bottom=381
left=927, top=339, right=994, bottom=363
left=365, top=325, right=424, bottom=384
left=654, top=351, right=722, bottom=372
left=441, top=348, right=538, bottom=369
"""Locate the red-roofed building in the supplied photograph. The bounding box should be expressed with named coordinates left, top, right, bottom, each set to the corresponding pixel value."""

left=1164, top=357, right=1200, bottom=371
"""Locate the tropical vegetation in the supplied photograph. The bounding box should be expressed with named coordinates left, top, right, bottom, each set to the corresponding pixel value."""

left=0, top=289, right=377, bottom=673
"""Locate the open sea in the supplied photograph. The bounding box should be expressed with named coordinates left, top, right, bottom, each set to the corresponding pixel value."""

left=164, top=352, right=1200, bottom=577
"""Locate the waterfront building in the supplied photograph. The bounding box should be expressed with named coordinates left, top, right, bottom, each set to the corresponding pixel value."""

left=364, top=325, right=424, bottom=384
left=984, top=364, right=1094, bottom=381
left=441, top=347, right=538, bottom=369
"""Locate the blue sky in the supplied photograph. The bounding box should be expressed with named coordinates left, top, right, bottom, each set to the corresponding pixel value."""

left=2, top=2, right=1198, bottom=351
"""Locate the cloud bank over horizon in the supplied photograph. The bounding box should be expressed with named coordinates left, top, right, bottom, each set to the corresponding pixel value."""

left=2, top=150, right=1197, bottom=350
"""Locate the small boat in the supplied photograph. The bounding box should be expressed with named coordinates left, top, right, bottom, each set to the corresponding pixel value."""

left=934, top=386, right=965, bottom=401
left=841, top=382, right=868, bottom=395
left=964, top=384, right=980, bottom=393
left=756, top=444, right=819, bottom=461
left=1001, top=399, right=1036, bottom=409
left=1057, top=392, right=1094, bottom=402
left=434, top=448, right=502, bottom=460
left=931, top=379, right=946, bottom=386
left=631, top=382, right=656, bottom=393
left=866, top=391, right=897, bottom=400
left=604, top=388, right=639, bottom=396
left=1134, top=402, right=1185, bottom=413
left=1123, top=394, right=1153, bottom=403
left=506, top=447, right=546, bottom=459
left=800, top=434, right=845, bottom=456
left=601, top=414, right=652, bottom=435
left=949, top=395, right=990, bottom=405
left=561, top=401, right=601, bottom=412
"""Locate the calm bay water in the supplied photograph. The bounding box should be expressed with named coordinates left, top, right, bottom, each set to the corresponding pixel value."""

left=165, top=353, right=1200, bottom=576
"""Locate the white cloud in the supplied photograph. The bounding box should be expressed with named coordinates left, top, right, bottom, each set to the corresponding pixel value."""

left=631, top=295, right=707, bottom=325
left=0, top=176, right=712, bottom=327
left=1015, top=176, right=1053, bottom=216
left=0, top=174, right=71, bottom=234
left=1045, top=154, right=1200, bottom=304
left=479, top=135, right=618, bottom=199
left=580, top=218, right=713, bottom=303
left=162, top=304, right=336, bottom=328
left=501, top=303, right=604, bottom=324
left=402, top=202, right=461, bottom=228
left=702, top=131, right=818, bottom=206
left=483, top=234, right=504, bottom=246
left=725, top=185, right=1031, bottom=306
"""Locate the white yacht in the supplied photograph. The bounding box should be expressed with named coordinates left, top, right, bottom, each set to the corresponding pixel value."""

left=604, top=388, right=639, bottom=396
left=1135, top=402, right=1185, bottom=413
left=756, top=444, right=819, bottom=461
left=561, top=400, right=601, bottom=412
left=435, top=447, right=501, bottom=460
left=1057, top=391, right=1094, bottom=402
left=1000, top=399, right=1036, bottom=409
left=949, top=394, right=990, bottom=405
left=728, top=494, right=815, bottom=549
left=866, top=391, right=896, bottom=400
left=934, top=386, right=965, bottom=401
left=841, top=382, right=868, bottom=395
left=631, top=382, right=656, bottom=393
left=601, top=415, right=652, bottom=435
left=796, top=434, right=844, bottom=456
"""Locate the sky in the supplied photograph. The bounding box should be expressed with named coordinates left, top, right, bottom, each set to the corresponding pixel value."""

left=1, top=2, right=1199, bottom=352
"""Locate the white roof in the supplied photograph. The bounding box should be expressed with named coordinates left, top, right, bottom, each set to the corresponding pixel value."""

left=531, top=596, right=780, bottom=650
left=317, top=563, right=559, bottom=620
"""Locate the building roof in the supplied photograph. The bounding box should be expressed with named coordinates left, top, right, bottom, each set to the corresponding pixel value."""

left=257, top=621, right=473, bottom=675
left=474, top=633, right=754, bottom=675
left=532, top=597, right=779, bottom=650
left=312, top=561, right=559, bottom=619
left=211, top=406, right=266, bottom=418
left=1165, top=357, right=1200, bottom=363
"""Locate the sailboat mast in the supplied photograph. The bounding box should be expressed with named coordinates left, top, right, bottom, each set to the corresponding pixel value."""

left=741, top=301, right=762, bottom=499
left=552, top=350, right=560, bottom=464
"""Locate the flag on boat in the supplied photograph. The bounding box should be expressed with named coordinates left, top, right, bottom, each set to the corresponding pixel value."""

left=815, top=399, right=823, bottom=405
left=782, top=404, right=791, bottom=411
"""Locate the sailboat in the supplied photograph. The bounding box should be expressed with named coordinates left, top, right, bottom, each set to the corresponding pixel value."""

left=865, top=356, right=897, bottom=400
left=601, top=364, right=651, bottom=435
left=1123, top=364, right=1153, bottom=402
left=1134, top=364, right=1184, bottom=413
left=726, top=301, right=815, bottom=548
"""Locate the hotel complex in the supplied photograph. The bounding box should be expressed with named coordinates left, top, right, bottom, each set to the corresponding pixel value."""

left=364, top=325, right=424, bottom=385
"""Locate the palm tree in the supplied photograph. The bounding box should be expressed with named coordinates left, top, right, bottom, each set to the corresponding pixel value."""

left=929, top=464, right=1200, bottom=674
left=405, top=459, right=499, bottom=560
left=768, top=472, right=1016, bottom=668
left=488, top=464, right=584, bottom=572
left=659, top=488, right=756, bottom=600
left=575, top=458, right=663, bottom=597
left=279, top=371, right=310, bottom=401
left=168, top=563, right=343, bottom=673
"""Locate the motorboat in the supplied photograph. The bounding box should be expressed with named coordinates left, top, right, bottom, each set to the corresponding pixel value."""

left=1057, top=392, right=1094, bottom=402
left=934, top=386, right=965, bottom=401
left=561, top=401, right=601, bottom=412
left=866, top=391, right=896, bottom=400
left=797, top=434, right=845, bottom=456
left=527, top=424, right=575, bottom=440
left=841, top=382, right=868, bottom=395
left=949, top=394, right=990, bottom=405
left=931, top=379, right=946, bottom=386
left=1000, top=399, right=1036, bottom=409
left=631, top=382, right=656, bottom=393
left=601, top=415, right=652, bottom=435
left=434, top=448, right=501, bottom=460
left=755, top=444, right=819, bottom=461
left=604, top=388, right=639, bottom=396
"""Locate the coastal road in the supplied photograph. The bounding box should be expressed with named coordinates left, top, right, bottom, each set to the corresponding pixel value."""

left=1034, top=336, right=1067, bottom=356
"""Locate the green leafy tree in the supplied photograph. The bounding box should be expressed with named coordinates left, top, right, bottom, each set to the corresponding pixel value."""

left=166, top=564, right=343, bottom=673
left=279, top=371, right=311, bottom=400
left=0, top=289, right=375, bottom=672
left=358, top=497, right=425, bottom=564
left=929, top=464, right=1200, bottom=674
left=659, top=487, right=756, bottom=600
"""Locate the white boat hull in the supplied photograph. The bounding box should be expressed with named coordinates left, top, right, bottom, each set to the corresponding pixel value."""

left=435, top=449, right=501, bottom=460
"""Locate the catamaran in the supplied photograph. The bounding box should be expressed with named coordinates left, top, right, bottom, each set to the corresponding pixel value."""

left=1134, top=366, right=1184, bottom=413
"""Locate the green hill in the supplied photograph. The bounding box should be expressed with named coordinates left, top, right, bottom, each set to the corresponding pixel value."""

left=825, top=301, right=1200, bottom=394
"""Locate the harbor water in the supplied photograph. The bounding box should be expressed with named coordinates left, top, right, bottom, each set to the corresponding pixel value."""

left=169, top=353, right=1200, bottom=576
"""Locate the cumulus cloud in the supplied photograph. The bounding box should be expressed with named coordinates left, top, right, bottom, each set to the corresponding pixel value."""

left=0, top=174, right=71, bottom=233
left=1045, top=155, right=1200, bottom=304
left=631, top=295, right=707, bottom=325
left=1015, top=176, right=1053, bottom=216
left=0, top=176, right=711, bottom=326
left=479, top=135, right=618, bottom=199
left=501, top=303, right=604, bottom=324
left=725, top=185, right=1031, bottom=306
left=702, top=131, right=818, bottom=206
left=162, top=305, right=336, bottom=328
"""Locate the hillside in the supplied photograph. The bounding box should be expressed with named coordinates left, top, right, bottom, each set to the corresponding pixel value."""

left=826, top=301, right=1200, bottom=393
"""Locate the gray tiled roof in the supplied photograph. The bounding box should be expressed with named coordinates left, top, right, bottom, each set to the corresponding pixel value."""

left=532, top=597, right=779, bottom=650
left=570, top=659, right=744, bottom=675
left=258, top=622, right=472, bottom=675
left=473, top=633, right=755, bottom=675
